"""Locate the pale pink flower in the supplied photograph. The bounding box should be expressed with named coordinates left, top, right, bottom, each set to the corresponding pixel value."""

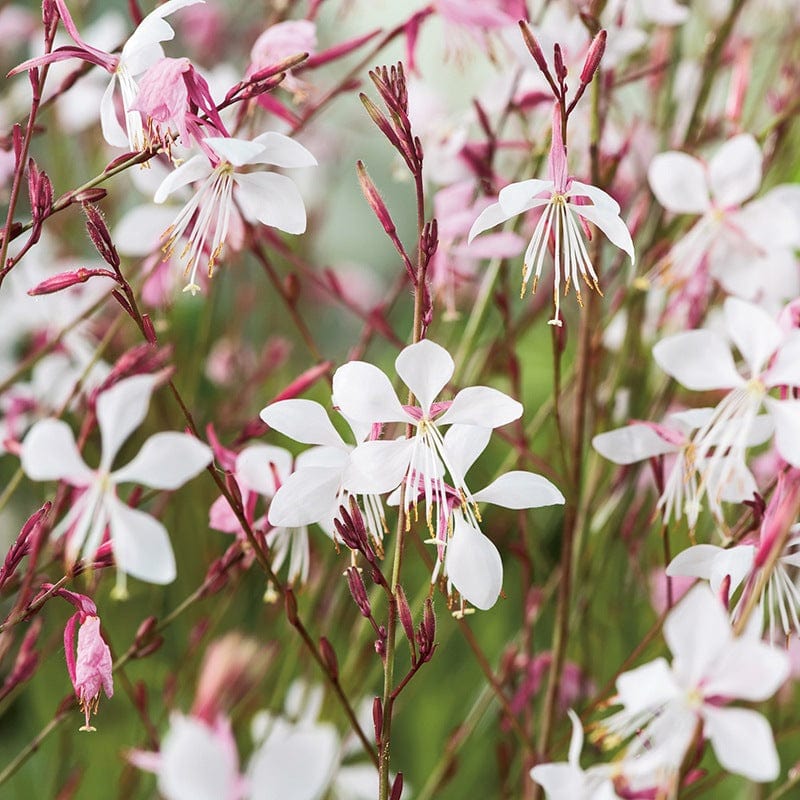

left=248, top=20, right=316, bottom=96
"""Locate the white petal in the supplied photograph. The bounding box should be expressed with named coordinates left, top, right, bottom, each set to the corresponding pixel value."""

left=107, top=496, right=176, bottom=584
left=568, top=181, right=620, bottom=212
left=648, top=152, right=710, bottom=214
left=708, top=134, right=762, bottom=207
left=723, top=296, right=782, bottom=377
left=764, top=398, right=800, bottom=467
left=442, top=424, right=491, bottom=478
left=96, top=374, right=158, bottom=470
left=234, top=172, right=307, bottom=234
left=468, top=201, right=516, bottom=243
left=154, top=155, right=212, bottom=204
left=437, top=386, right=522, bottom=428
left=652, top=331, right=743, bottom=390
left=332, top=361, right=407, bottom=424
left=666, top=544, right=723, bottom=580
left=248, top=724, right=339, bottom=800
left=592, top=424, right=679, bottom=464
left=158, top=714, right=240, bottom=800
left=529, top=763, right=587, bottom=798
left=703, top=706, right=780, bottom=783
left=111, top=432, right=211, bottom=489
left=445, top=515, right=503, bottom=611
left=206, top=137, right=268, bottom=167
left=236, top=444, right=294, bottom=496
left=566, top=709, right=584, bottom=767
left=638, top=0, right=689, bottom=24
left=668, top=544, right=754, bottom=596
left=21, top=419, right=92, bottom=485
left=260, top=399, right=346, bottom=448
left=498, top=179, right=555, bottom=215
left=664, top=585, right=730, bottom=687
left=114, top=204, right=180, bottom=256
left=616, top=657, right=680, bottom=714
left=703, top=637, right=789, bottom=701
left=344, top=439, right=414, bottom=494
left=252, top=132, right=318, bottom=168
left=765, top=330, right=800, bottom=387
left=473, top=471, right=565, bottom=508
left=570, top=203, right=634, bottom=263
left=395, top=340, right=454, bottom=416
left=100, top=76, right=129, bottom=149
left=267, top=466, right=341, bottom=527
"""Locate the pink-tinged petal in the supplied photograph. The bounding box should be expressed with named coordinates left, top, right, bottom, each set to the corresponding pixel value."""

left=498, top=179, right=555, bottom=216
left=21, top=419, right=93, bottom=485
left=473, top=471, right=565, bottom=509
left=568, top=180, right=621, bottom=213
left=708, top=134, right=762, bottom=207
left=248, top=724, right=339, bottom=800
left=765, top=330, right=800, bottom=388
left=267, top=466, right=340, bottom=528
left=205, top=137, right=266, bottom=167
left=764, top=398, right=800, bottom=467
left=702, top=706, right=780, bottom=782
left=445, top=515, right=503, bottom=611
left=233, top=171, right=307, bottom=234
left=723, top=297, right=782, bottom=377
left=157, top=713, right=242, bottom=800
left=570, top=203, right=634, bottom=263
left=664, top=585, right=731, bottom=687
left=154, top=154, right=212, bottom=203
left=467, top=201, right=517, bottom=243
left=458, top=230, right=524, bottom=260
left=107, top=497, right=176, bottom=584
left=442, top=424, right=491, bottom=479
left=251, top=132, right=318, bottom=168
left=260, top=399, right=345, bottom=448
left=111, top=432, right=211, bottom=489
left=100, top=75, right=130, bottom=149
left=652, top=331, right=744, bottom=390
left=332, top=362, right=407, bottom=424
left=592, top=424, right=680, bottom=464
left=236, top=444, right=294, bottom=497
left=638, top=0, right=689, bottom=24
left=703, top=637, right=789, bottom=701
left=208, top=494, right=241, bottom=534
left=616, top=657, right=680, bottom=714
left=395, top=340, right=454, bottom=416
left=344, top=439, right=414, bottom=494
left=437, top=386, right=522, bottom=428
left=648, top=152, right=710, bottom=214
left=97, top=374, right=158, bottom=470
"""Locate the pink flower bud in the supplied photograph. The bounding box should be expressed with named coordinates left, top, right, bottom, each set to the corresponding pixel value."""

left=580, top=29, right=607, bottom=85
left=27, top=267, right=116, bottom=296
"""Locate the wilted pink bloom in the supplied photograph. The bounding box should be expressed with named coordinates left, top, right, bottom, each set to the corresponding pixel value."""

left=65, top=613, right=113, bottom=731
left=132, top=57, right=226, bottom=154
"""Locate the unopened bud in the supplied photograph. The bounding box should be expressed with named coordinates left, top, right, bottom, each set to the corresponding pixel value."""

left=553, top=44, right=567, bottom=82
left=27, top=267, right=116, bottom=296
left=346, top=567, right=372, bottom=617
left=285, top=588, right=299, bottom=626
left=134, top=616, right=158, bottom=649
left=270, top=361, right=332, bottom=403
left=357, top=161, right=397, bottom=237
left=390, top=773, right=404, bottom=800
left=580, top=29, right=607, bottom=85
left=518, top=21, right=549, bottom=76
left=69, top=188, right=107, bottom=204
left=395, top=585, right=416, bottom=659
left=373, top=697, right=383, bottom=746
left=141, top=314, right=158, bottom=345
left=319, top=636, right=338, bottom=680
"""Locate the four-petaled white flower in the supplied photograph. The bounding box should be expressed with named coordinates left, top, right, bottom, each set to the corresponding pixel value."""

left=154, top=133, right=317, bottom=295
left=468, top=105, right=634, bottom=325
left=648, top=134, right=800, bottom=305
left=653, top=298, right=800, bottom=491
left=20, top=374, right=212, bottom=595
left=333, top=340, right=523, bottom=535
left=600, top=585, right=789, bottom=783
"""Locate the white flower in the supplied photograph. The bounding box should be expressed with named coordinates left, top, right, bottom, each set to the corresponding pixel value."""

left=468, top=108, right=634, bottom=325
left=647, top=134, right=800, bottom=304
left=20, top=374, right=212, bottom=594
left=154, top=132, right=317, bottom=294
left=601, top=585, right=789, bottom=783
left=530, top=709, right=620, bottom=800
left=259, top=399, right=386, bottom=542
left=653, top=297, right=800, bottom=481
left=333, top=340, right=523, bottom=531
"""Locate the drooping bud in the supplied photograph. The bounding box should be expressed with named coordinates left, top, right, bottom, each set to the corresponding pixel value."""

left=66, top=614, right=114, bottom=732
